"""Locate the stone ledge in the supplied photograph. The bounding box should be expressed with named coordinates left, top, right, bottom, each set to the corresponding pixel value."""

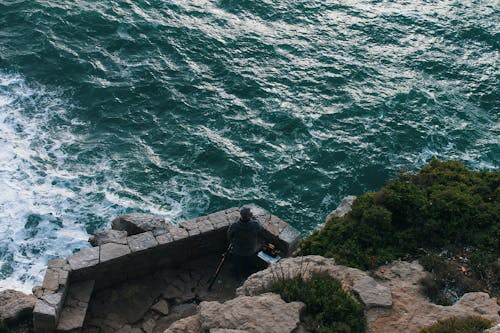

left=68, top=247, right=100, bottom=272
left=100, top=243, right=131, bottom=263
left=112, top=213, right=166, bottom=236
left=56, top=280, right=95, bottom=332
left=166, top=224, right=189, bottom=241
left=33, top=291, right=67, bottom=333
left=41, top=258, right=70, bottom=294
left=127, top=231, right=158, bottom=253
left=35, top=206, right=301, bottom=333
left=156, top=232, right=173, bottom=245
left=89, top=230, right=128, bottom=247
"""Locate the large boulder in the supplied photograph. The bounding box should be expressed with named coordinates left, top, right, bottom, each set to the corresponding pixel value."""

left=237, top=255, right=392, bottom=309
left=164, top=293, right=304, bottom=333
left=0, top=289, right=37, bottom=324
left=369, top=260, right=500, bottom=332
left=161, top=314, right=201, bottom=333
left=111, top=213, right=166, bottom=236
left=238, top=256, right=500, bottom=333
left=89, top=230, right=128, bottom=246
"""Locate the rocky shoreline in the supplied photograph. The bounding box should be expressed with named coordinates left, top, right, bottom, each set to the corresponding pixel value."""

left=1, top=199, right=499, bottom=333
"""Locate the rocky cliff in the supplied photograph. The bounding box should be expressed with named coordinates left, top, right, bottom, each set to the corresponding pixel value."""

left=1, top=201, right=499, bottom=333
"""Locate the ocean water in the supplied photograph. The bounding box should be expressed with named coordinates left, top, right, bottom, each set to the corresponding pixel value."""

left=0, top=0, right=498, bottom=292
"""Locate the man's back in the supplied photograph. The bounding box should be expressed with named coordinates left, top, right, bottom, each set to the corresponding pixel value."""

left=227, top=218, right=263, bottom=256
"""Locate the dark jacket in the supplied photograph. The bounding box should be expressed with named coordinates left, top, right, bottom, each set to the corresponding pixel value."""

left=227, top=218, right=264, bottom=256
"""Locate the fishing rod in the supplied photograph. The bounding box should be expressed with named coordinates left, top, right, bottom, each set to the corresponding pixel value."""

left=207, top=243, right=233, bottom=291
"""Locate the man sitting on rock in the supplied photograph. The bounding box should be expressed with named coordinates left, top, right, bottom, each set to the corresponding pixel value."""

left=227, top=206, right=265, bottom=281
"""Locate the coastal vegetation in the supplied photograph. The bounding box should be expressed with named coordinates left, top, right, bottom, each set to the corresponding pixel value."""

left=299, top=160, right=499, bottom=303
left=270, top=274, right=366, bottom=333
left=418, top=316, right=492, bottom=333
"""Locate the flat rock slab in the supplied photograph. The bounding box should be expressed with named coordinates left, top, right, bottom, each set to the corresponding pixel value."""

left=368, top=260, right=500, bottom=333
left=237, top=255, right=367, bottom=297
left=352, top=276, right=392, bottom=308
left=42, top=268, right=60, bottom=292
left=112, top=213, right=166, bottom=236
left=0, top=289, right=37, bottom=324
left=128, top=231, right=158, bottom=253
left=33, top=292, right=65, bottom=333
left=199, top=293, right=304, bottom=332
left=68, top=247, right=100, bottom=271
left=167, top=293, right=304, bottom=333
left=166, top=225, right=189, bottom=241
left=57, top=280, right=95, bottom=332
left=100, top=243, right=131, bottom=263
left=89, top=230, right=128, bottom=246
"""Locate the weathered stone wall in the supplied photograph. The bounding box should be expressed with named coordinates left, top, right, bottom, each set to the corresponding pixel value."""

left=32, top=206, right=301, bottom=333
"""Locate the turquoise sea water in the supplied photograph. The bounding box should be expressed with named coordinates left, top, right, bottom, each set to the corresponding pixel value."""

left=0, top=0, right=498, bottom=291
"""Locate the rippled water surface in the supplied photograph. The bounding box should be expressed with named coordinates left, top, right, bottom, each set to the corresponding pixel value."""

left=0, top=0, right=498, bottom=291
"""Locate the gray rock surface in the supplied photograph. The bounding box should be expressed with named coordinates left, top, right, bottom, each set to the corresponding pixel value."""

left=82, top=254, right=241, bottom=333
left=0, top=289, right=37, bottom=324
left=33, top=291, right=66, bottom=333
left=68, top=247, right=100, bottom=271
left=368, top=260, right=500, bottom=332
left=112, top=213, right=166, bottom=236
left=238, top=256, right=500, bottom=332
left=165, top=225, right=189, bottom=241
left=89, top=230, right=128, bottom=246
left=210, top=328, right=250, bottom=333
left=41, top=259, right=70, bottom=294
left=128, top=231, right=159, bottom=252
left=165, top=293, right=304, bottom=333
left=100, top=243, right=131, bottom=263
left=237, top=256, right=387, bottom=308
left=56, top=280, right=95, bottom=332
left=33, top=300, right=57, bottom=333
left=352, top=276, right=392, bottom=308
left=160, top=314, right=201, bottom=333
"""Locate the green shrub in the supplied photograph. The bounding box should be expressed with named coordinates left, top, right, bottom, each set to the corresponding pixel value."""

left=419, top=316, right=492, bottom=333
left=270, top=275, right=366, bottom=333
left=299, top=160, right=500, bottom=299
left=0, top=321, right=9, bottom=333
left=418, top=255, right=483, bottom=305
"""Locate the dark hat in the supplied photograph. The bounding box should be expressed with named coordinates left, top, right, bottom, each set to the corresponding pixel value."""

left=240, top=206, right=252, bottom=219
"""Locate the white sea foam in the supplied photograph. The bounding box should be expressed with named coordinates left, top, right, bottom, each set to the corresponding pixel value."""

left=0, top=73, right=90, bottom=292
left=0, top=72, right=200, bottom=292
